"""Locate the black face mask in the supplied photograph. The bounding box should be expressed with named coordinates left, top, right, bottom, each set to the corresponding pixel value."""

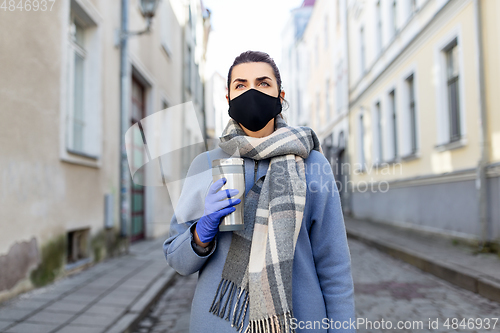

left=228, top=88, right=282, bottom=132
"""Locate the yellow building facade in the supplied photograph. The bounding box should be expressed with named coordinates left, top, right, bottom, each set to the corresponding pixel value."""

left=347, top=0, right=500, bottom=242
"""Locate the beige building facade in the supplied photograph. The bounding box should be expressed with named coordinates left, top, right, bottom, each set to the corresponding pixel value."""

left=0, top=0, right=210, bottom=302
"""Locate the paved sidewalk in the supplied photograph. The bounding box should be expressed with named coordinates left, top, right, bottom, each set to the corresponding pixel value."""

left=0, top=235, right=177, bottom=333
left=345, top=217, right=500, bottom=304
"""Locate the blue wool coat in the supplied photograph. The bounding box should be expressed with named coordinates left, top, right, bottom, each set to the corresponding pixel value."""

left=163, top=146, right=356, bottom=333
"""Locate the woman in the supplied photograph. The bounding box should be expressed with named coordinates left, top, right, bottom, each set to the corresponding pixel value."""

left=163, top=51, right=356, bottom=333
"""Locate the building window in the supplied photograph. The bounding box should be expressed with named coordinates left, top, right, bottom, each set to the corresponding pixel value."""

left=360, top=26, right=365, bottom=75
left=375, top=101, right=383, bottom=163
left=315, top=36, right=319, bottom=65
left=336, top=61, right=343, bottom=114
left=358, top=113, right=365, bottom=169
left=336, top=0, right=341, bottom=29
left=325, top=79, right=330, bottom=119
left=376, top=1, right=382, bottom=55
left=64, top=3, right=101, bottom=161
left=391, top=0, right=397, bottom=36
left=186, top=45, right=192, bottom=93
left=324, top=17, right=329, bottom=49
left=406, top=74, right=418, bottom=153
left=160, top=0, right=173, bottom=57
left=335, top=81, right=341, bottom=114
left=194, top=63, right=200, bottom=105
left=389, top=89, right=398, bottom=159
left=68, top=16, right=86, bottom=153
left=446, top=39, right=461, bottom=142
left=309, top=103, right=313, bottom=128
left=67, top=228, right=90, bottom=264
left=296, top=88, right=301, bottom=117
left=435, top=31, right=465, bottom=148
left=411, top=0, right=417, bottom=13
left=316, top=92, right=321, bottom=128
left=183, top=128, right=192, bottom=172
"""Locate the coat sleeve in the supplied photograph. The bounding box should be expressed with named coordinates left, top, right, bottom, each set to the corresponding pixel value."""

left=308, top=152, right=356, bottom=332
left=162, top=152, right=217, bottom=276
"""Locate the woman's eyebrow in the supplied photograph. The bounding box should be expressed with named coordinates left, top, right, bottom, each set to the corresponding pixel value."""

left=232, top=76, right=273, bottom=84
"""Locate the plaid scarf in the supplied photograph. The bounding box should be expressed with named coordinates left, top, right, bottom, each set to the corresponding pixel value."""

left=210, top=116, right=323, bottom=333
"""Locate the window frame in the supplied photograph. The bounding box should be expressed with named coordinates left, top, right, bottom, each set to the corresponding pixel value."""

left=371, top=100, right=384, bottom=165
left=388, top=88, right=398, bottom=161
left=336, top=0, right=341, bottom=29
left=335, top=60, right=343, bottom=114
left=376, top=0, right=383, bottom=56
left=434, top=25, right=467, bottom=150
left=359, top=25, right=365, bottom=76
left=160, top=0, right=173, bottom=59
left=324, top=16, right=329, bottom=49
left=445, top=39, right=461, bottom=143
left=67, top=14, right=87, bottom=155
left=398, top=63, right=420, bottom=160
left=406, top=74, right=418, bottom=154
left=315, top=91, right=321, bottom=129
left=391, top=0, right=398, bottom=36
left=325, top=78, right=330, bottom=120
left=60, top=0, right=103, bottom=168
left=411, top=0, right=418, bottom=14
left=357, top=109, right=366, bottom=172
left=381, top=78, right=402, bottom=163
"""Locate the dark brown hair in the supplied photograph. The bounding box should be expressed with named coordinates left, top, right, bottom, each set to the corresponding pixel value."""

left=227, top=50, right=289, bottom=114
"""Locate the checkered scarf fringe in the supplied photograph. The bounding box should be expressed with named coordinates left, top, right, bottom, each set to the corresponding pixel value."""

left=210, top=116, right=323, bottom=333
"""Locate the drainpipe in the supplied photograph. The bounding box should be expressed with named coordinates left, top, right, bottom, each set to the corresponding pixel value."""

left=473, top=0, right=490, bottom=249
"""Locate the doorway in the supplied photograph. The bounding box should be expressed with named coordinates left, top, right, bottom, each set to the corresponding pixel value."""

left=129, top=76, right=146, bottom=242
left=335, top=132, right=347, bottom=210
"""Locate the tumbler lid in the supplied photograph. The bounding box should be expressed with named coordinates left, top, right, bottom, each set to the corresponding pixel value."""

left=212, top=158, right=244, bottom=167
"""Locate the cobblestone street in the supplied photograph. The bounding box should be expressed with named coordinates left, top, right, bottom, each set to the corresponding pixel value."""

left=133, top=271, right=197, bottom=333
left=351, top=240, right=500, bottom=332
left=136, top=239, right=500, bottom=333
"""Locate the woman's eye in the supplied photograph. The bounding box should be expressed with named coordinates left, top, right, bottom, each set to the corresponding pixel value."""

left=236, top=84, right=244, bottom=89
left=260, top=82, right=270, bottom=87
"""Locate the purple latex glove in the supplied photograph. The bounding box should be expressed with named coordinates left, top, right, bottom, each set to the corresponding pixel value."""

left=195, top=177, right=241, bottom=243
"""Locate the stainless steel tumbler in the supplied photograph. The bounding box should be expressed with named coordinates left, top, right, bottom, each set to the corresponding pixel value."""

left=212, top=158, right=245, bottom=231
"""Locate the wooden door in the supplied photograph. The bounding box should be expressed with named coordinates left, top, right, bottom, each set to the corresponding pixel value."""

left=130, top=76, right=146, bottom=242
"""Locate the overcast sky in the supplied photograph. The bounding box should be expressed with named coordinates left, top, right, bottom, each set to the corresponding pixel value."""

left=203, top=0, right=304, bottom=82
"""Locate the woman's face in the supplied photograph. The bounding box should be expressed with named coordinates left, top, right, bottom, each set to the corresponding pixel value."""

left=226, top=62, right=285, bottom=137
left=226, top=62, right=281, bottom=100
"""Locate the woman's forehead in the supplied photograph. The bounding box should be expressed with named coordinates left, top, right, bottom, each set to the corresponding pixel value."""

left=231, top=62, right=275, bottom=81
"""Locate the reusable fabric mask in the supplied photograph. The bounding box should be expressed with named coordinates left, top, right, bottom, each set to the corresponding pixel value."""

left=228, top=88, right=282, bottom=132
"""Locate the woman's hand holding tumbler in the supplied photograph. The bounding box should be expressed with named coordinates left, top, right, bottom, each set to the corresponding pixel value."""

left=194, top=178, right=241, bottom=246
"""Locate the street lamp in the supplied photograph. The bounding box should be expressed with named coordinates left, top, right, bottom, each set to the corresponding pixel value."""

left=139, top=0, right=160, bottom=19
left=118, top=0, right=160, bottom=249
left=117, top=0, right=160, bottom=40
